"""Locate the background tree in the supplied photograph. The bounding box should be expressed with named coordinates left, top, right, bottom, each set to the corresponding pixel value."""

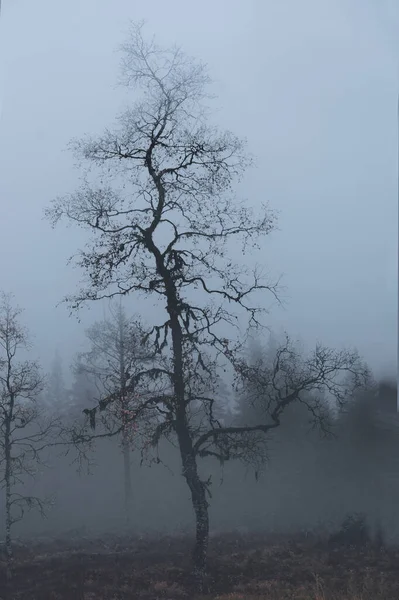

left=69, top=362, right=98, bottom=421
left=46, top=23, right=368, bottom=588
left=0, top=293, right=58, bottom=586
left=327, top=378, right=399, bottom=536
left=75, top=301, right=155, bottom=523
left=43, top=349, right=71, bottom=416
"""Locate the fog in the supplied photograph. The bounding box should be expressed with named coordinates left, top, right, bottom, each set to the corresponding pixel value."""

left=0, top=0, right=398, bottom=549
left=3, top=378, right=399, bottom=542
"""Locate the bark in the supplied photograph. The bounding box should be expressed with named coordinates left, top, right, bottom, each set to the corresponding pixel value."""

left=144, top=150, right=212, bottom=587
left=4, top=420, right=13, bottom=589
left=122, top=431, right=132, bottom=525
left=167, top=285, right=210, bottom=590
left=118, top=306, right=132, bottom=526
left=180, top=448, right=209, bottom=589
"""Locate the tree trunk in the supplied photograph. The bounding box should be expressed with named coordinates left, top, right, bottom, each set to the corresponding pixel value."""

left=122, top=431, right=132, bottom=526
left=190, top=473, right=209, bottom=588
left=117, top=303, right=132, bottom=527
left=4, top=429, right=13, bottom=592
left=5, top=475, right=12, bottom=583
left=164, top=260, right=211, bottom=589
left=178, top=440, right=210, bottom=591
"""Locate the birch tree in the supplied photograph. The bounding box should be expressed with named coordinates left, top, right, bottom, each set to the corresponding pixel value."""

left=46, top=23, right=368, bottom=589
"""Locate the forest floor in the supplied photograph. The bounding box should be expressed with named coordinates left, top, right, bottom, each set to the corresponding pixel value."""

left=0, top=529, right=399, bottom=599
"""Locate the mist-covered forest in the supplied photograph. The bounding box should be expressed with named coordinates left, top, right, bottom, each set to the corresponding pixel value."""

left=0, top=4, right=398, bottom=599
left=0, top=294, right=398, bottom=598
left=4, top=342, right=398, bottom=542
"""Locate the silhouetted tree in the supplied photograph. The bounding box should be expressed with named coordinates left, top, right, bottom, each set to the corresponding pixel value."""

left=0, top=293, right=58, bottom=587
left=75, top=301, right=155, bottom=523
left=45, top=23, right=369, bottom=588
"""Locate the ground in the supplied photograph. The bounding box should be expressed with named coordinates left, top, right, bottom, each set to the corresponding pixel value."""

left=1, top=530, right=399, bottom=599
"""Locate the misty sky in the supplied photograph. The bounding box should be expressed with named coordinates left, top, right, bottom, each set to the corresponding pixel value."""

left=0, top=0, right=397, bottom=378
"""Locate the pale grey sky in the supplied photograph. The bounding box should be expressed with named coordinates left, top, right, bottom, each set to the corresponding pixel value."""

left=0, top=0, right=397, bottom=377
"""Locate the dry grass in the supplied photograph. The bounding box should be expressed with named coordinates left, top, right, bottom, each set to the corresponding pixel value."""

left=0, top=530, right=398, bottom=599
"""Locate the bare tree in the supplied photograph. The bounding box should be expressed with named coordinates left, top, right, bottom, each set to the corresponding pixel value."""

left=0, top=293, right=58, bottom=585
left=232, top=336, right=369, bottom=438
left=45, top=24, right=368, bottom=588
left=75, top=301, right=155, bottom=524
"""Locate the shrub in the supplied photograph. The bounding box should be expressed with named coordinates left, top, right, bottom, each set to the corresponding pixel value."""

left=328, top=513, right=370, bottom=548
